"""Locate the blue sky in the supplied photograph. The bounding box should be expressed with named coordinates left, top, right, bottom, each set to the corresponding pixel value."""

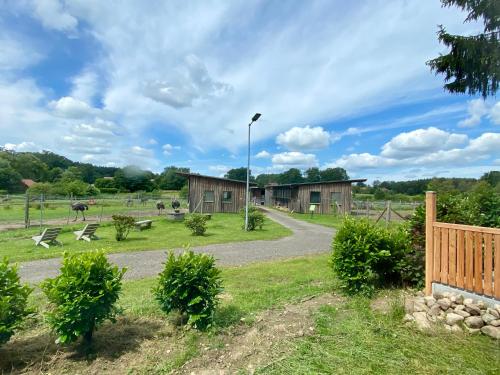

left=0, top=0, right=499, bottom=183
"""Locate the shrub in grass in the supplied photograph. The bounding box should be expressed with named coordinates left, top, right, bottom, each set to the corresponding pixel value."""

left=240, top=206, right=265, bottom=230
left=112, top=214, right=135, bottom=241
left=0, top=258, right=32, bottom=346
left=330, top=217, right=417, bottom=296
left=184, top=213, right=208, bottom=236
left=41, top=251, right=126, bottom=344
left=153, top=250, right=223, bottom=330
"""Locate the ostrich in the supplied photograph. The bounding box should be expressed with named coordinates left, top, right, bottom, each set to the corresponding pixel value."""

left=171, top=199, right=180, bottom=213
left=156, top=200, right=165, bottom=215
left=71, top=202, right=88, bottom=221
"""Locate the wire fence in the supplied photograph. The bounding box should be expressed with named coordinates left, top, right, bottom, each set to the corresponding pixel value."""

left=351, top=200, right=421, bottom=222
left=0, top=193, right=188, bottom=230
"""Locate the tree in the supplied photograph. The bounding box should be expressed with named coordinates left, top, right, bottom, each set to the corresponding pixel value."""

left=255, top=173, right=279, bottom=187
left=225, top=167, right=254, bottom=182
left=278, top=168, right=304, bottom=184
left=0, top=159, right=23, bottom=193
left=304, top=167, right=321, bottom=183
left=480, top=170, right=500, bottom=187
left=9, top=153, right=48, bottom=181
left=319, top=167, right=349, bottom=181
left=427, top=0, right=500, bottom=98
left=157, top=166, right=189, bottom=190
left=114, top=166, right=156, bottom=192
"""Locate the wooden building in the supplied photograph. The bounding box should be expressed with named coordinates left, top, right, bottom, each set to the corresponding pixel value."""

left=177, top=172, right=255, bottom=213
left=264, top=179, right=366, bottom=214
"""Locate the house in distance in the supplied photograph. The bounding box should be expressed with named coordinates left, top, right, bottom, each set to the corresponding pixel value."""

left=178, top=172, right=365, bottom=215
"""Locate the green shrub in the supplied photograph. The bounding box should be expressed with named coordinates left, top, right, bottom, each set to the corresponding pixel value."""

left=240, top=206, right=265, bottom=230
left=184, top=213, right=208, bottom=236
left=112, top=214, right=135, bottom=241
left=0, top=258, right=32, bottom=346
left=3, top=204, right=11, bottom=210
left=41, top=251, right=126, bottom=344
left=330, top=217, right=418, bottom=296
left=153, top=250, right=223, bottom=330
left=100, top=187, right=119, bottom=194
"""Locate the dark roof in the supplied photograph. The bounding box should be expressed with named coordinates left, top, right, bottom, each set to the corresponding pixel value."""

left=176, top=172, right=257, bottom=186
left=265, top=179, right=366, bottom=188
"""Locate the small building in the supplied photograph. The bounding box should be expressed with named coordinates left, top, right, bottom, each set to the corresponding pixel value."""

left=177, top=172, right=255, bottom=213
left=264, top=179, right=366, bottom=215
left=21, top=179, right=36, bottom=189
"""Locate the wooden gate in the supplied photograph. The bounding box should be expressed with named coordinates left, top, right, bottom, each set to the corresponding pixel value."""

left=425, top=192, right=500, bottom=298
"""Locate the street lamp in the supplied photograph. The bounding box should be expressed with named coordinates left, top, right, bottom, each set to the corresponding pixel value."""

left=245, top=113, right=261, bottom=231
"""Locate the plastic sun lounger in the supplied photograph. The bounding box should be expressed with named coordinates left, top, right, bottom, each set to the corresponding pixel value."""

left=74, top=223, right=100, bottom=242
left=32, top=227, right=62, bottom=248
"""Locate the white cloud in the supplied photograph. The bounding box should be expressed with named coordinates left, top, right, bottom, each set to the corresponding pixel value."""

left=208, top=165, right=231, bottom=177
left=148, top=139, right=158, bottom=145
left=489, top=102, right=500, bottom=125
left=272, top=152, right=318, bottom=168
left=32, top=0, right=78, bottom=32
left=380, top=127, right=468, bottom=158
left=276, top=126, right=330, bottom=151
left=2, top=142, right=38, bottom=152
left=71, top=70, right=99, bottom=104
left=162, top=143, right=181, bottom=155
left=130, top=146, right=154, bottom=157
left=458, top=99, right=489, bottom=127
left=0, top=34, right=43, bottom=71
left=255, top=150, right=271, bottom=159
left=50, top=96, right=95, bottom=118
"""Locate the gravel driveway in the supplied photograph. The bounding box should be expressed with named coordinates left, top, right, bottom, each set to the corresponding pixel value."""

left=18, top=208, right=335, bottom=283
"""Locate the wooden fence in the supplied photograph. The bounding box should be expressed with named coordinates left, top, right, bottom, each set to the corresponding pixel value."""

left=425, top=192, right=500, bottom=299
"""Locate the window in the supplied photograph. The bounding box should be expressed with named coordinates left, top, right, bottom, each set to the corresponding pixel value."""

left=203, top=190, right=215, bottom=202
left=331, top=192, right=342, bottom=205
left=310, top=191, right=321, bottom=204
left=222, top=191, right=232, bottom=203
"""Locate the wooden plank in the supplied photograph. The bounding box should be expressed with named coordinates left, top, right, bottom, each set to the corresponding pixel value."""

left=448, top=229, right=457, bottom=286
left=433, top=222, right=500, bottom=235
left=483, top=233, right=493, bottom=297
left=425, top=192, right=436, bottom=294
left=465, top=231, right=474, bottom=291
left=433, top=227, right=441, bottom=282
left=440, top=228, right=449, bottom=284
left=495, top=234, right=500, bottom=299
left=473, top=232, right=483, bottom=294
left=456, top=230, right=465, bottom=289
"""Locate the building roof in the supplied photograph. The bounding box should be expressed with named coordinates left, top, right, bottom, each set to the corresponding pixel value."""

left=21, top=179, right=36, bottom=187
left=176, top=172, right=258, bottom=186
left=265, top=179, right=367, bottom=188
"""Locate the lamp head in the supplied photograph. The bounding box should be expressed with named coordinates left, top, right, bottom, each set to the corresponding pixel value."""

left=251, top=113, right=261, bottom=122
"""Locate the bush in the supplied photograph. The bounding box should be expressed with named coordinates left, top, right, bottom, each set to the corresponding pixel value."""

left=330, top=217, right=418, bottom=296
left=184, top=213, right=208, bottom=236
left=0, top=258, right=32, bottom=346
left=240, top=206, right=265, bottom=230
left=41, top=251, right=126, bottom=344
left=153, top=250, right=222, bottom=330
left=112, top=215, right=135, bottom=241
left=179, top=185, right=188, bottom=199
left=100, top=187, right=119, bottom=194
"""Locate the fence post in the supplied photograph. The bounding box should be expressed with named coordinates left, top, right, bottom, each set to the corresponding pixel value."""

left=425, top=191, right=437, bottom=295
left=24, top=193, right=30, bottom=228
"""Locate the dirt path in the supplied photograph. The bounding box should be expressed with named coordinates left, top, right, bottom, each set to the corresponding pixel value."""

left=18, top=208, right=335, bottom=283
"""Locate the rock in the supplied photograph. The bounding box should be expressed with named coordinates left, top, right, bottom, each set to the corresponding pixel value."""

left=428, top=304, right=442, bottom=317
left=489, top=319, right=500, bottom=327
left=465, top=327, right=481, bottom=335
left=443, top=292, right=451, bottom=298
left=404, top=299, right=414, bottom=314
left=495, top=304, right=500, bottom=314
left=482, top=313, right=496, bottom=325
left=433, top=291, right=445, bottom=300
left=403, top=314, right=414, bottom=323
left=437, top=298, right=451, bottom=310
left=477, top=301, right=486, bottom=310
left=464, top=316, right=484, bottom=329
left=424, top=296, right=436, bottom=307
left=486, top=308, right=499, bottom=319
left=446, top=313, right=465, bottom=326
left=465, top=304, right=481, bottom=316
left=463, top=298, right=474, bottom=306
left=413, top=312, right=432, bottom=331
left=455, top=304, right=466, bottom=311
left=480, top=325, right=500, bottom=339
left=445, top=324, right=462, bottom=333
left=454, top=310, right=470, bottom=318
left=416, top=291, right=425, bottom=297
left=413, top=299, right=428, bottom=312
left=450, top=294, right=464, bottom=304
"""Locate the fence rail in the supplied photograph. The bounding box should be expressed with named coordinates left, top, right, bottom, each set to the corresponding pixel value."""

left=425, top=192, right=499, bottom=299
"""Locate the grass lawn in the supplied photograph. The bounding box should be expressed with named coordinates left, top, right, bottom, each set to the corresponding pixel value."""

left=289, top=212, right=345, bottom=228
left=0, top=214, right=292, bottom=262
left=2, top=254, right=498, bottom=374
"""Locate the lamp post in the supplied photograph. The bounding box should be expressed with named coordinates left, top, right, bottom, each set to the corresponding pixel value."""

left=245, top=113, right=261, bottom=231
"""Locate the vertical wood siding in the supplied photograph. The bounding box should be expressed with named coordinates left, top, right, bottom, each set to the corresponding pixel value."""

left=188, top=176, right=247, bottom=213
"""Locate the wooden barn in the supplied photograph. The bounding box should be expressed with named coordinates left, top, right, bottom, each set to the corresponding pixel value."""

left=177, top=172, right=255, bottom=213
left=264, top=179, right=366, bottom=214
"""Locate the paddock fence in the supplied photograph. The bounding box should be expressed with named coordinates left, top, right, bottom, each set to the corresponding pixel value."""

left=425, top=191, right=500, bottom=299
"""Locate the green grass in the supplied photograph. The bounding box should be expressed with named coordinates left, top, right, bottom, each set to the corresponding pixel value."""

left=4, top=254, right=500, bottom=374
left=289, top=212, right=345, bottom=228
left=257, top=294, right=500, bottom=374
left=0, top=214, right=291, bottom=262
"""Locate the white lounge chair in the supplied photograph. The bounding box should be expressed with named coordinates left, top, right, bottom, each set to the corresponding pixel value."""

left=32, top=227, right=62, bottom=248
left=74, top=223, right=100, bottom=242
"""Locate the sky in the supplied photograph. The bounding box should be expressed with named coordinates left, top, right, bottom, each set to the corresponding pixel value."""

left=0, top=0, right=499, bottom=183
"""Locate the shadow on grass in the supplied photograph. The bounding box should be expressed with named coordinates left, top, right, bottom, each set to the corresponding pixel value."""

left=0, top=317, right=164, bottom=373
left=213, top=304, right=246, bottom=328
